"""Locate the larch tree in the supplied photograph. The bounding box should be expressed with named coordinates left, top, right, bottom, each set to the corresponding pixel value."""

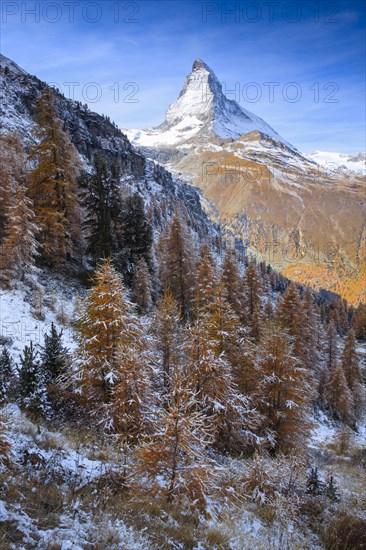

left=74, top=258, right=131, bottom=409
left=221, top=247, right=245, bottom=318
left=135, top=372, right=216, bottom=514
left=151, top=288, right=182, bottom=396
left=158, top=211, right=196, bottom=318
left=323, top=360, right=354, bottom=426
left=341, top=329, right=363, bottom=391
left=341, top=329, right=364, bottom=422
left=74, top=258, right=151, bottom=435
left=243, top=259, right=262, bottom=340
left=0, top=184, right=39, bottom=286
left=184, top=303, right=252, bottom=455
left=256, top=322, right=314, bottom=454
left=277, top=283, right=305, bottom=361
left=29, top=86, right=81, bottom=265
left=0, top=133, right=25, bottom=245
left=132, top=256, right=153, bottom=313
left=194, top=243, right=218, bottom=317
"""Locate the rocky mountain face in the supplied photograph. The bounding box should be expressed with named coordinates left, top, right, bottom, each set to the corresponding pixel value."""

left=126, top=60, right=366, bottom=305
left=0, top=53, right=216, bottom=242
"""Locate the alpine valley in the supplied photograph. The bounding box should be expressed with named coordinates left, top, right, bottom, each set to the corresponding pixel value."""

left=126, top=59, right=366, bottom=306
left=1, top=51, right=366, bottom=550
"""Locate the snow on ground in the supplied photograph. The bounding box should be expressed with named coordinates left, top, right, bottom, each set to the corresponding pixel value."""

left=0, top=275, right=79, bottom=364
left=0, top=404, right=152, bottom=550
left=307, top=151, right=366, bottom=175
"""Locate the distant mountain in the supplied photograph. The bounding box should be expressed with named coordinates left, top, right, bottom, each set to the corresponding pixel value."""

left=308, top=151, right=366, bottom=175
left=126, top=59, right=366, bottom=305
left=128, top=59, right=294, bottom=149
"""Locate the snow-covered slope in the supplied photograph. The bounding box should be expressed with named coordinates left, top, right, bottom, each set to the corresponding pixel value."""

left=126, top=59, right=294, bottom=149
left=308, top=151, right=366, bottom=175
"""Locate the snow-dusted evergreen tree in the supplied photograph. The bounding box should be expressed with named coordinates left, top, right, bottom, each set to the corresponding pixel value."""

left=323, top=359, right=354, bottom=425
left=132, top=257, right=153, bottom=313
left=221, top=247, right=244, bottom=318
left=243, top=259, right=262, bottom=340
left=41, top=323, right=69, bottom=383
left=341, top=329, right=363, bottom=391
left=306, top=467, right=324, bottom=496
left=151, top=288, right=182, bottom=395
left=277, top=282, right=305, bottom=360
left=353, top=303, right=366, bottom=340
left=0, top=133, right=26, bottom=246
left=135, top=372, right=216, bottom=514
left=79, top=156, right=122, bottom=264
left=118, top=193, right=153, bottom=284
left=18, top=342, right=50, bottom=418
left=74, top=258, right=131, bottom=407
left=74, top=258, right=152, bottom=434
left=256, top=322, right=314, bottom=453
left=185, top=289, right=253, bottom=454
left=158, top=211, right=196, bottom=318
left=0, top=184, right=39, bottom=286
left=341, top=329, right=365, bottom=422
left=0, top=347, right=16, bottom=403
left=300, top=287, right=324, bottom=372
left=29, top=86, right=81, bottom=265
left=193, top=243, right=217, bottom=316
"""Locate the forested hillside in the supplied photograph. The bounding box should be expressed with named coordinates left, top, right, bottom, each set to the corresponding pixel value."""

left=0, top=80, right=365, bottom=550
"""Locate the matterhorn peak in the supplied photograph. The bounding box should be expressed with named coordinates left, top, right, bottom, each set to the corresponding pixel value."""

left=191, top=58, right=213, bottom=73
left=127, top=59, right=294, bottom=149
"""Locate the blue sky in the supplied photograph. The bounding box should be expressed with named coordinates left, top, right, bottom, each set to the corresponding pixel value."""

left=1, top=0, right=365, bottom=152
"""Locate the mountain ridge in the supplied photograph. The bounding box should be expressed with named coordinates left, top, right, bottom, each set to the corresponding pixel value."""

left=125, top=59, right=366, bottom=305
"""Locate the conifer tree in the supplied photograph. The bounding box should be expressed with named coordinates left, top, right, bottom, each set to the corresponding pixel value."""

left=323, top=358, right=354, bottom=425
left=0, top=133, right=25, bottom=245
left=0, top=347, right=16, bottom=403
left=74, top=259, right=131, bottom=407
left=194, top=244, right=218, bottom=316
left=221, top=248, right=244, bottom=317
left=341, top=329, right=363, bottom=391
left=256, top=322, right=314, bottom=453
left=325, top=476, right=340, bottom=502
left=243, top=260, right=262, bottom=340
left=135, top=373, right=215, bottom=513
left=79, top=156, right=122, bottom=263
left=353, top=303, right=366, bottom=340
left=300, top=287, right=324, bottom=372
left=158, top=211, right=196, bottom=318
left=0, top=184, right=39, bottom=286
left=277, top=283, right=305, bottom=360
left=306, top=467, right=324, bottom=496
left=18, top=342, right=50, bottom=418
left=132, top=257, right=153, bottom=313
left=111, top=322, right=152, bottom=439
left=41, top=323, right=69, bottom=383
left=184, top=308, right=252, bottom=454
left=74, top=258, right=150, bottom=434
left=29, top=86, right=81, bottom=265
left=118, top=193, right=153, bottom=284
left=151, top=288, right=182, bottom=395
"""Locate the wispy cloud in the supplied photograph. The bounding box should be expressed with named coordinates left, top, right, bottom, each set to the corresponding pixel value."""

left=1, top=0, right=365, bottom=152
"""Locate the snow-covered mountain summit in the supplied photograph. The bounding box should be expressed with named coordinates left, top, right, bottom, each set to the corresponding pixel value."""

left=127, top=59, right=294, bottom=149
